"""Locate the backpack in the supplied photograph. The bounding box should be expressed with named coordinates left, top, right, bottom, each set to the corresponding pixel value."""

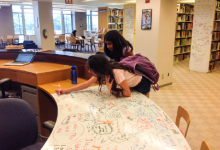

left=120, top=54, right=159, bottom=91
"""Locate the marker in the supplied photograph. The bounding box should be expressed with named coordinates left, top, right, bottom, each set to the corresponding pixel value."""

left=58, top=83, right=61, bottom=96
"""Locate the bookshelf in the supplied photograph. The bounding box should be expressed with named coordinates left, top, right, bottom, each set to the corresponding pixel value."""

left=210, top=0, right=220, bottom=70
left=174, top=3, right=194, bottom=63
left=108, top=8, right=124, bottom=35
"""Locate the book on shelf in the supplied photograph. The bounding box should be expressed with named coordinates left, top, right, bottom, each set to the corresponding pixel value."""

left=214, top=22, right=220, bottom=30
left=212, top=32, right=220, bottom=40
left=210, top=51, right=220, bottom=61
left=174, top=47, right=181, bottom=54
left=216, top=12, right=220, bottom=20
left=185, top=5, right=194, bottom=14
left=211, top=41, right=220, bottom=51
left=216, top=1, right=220, bottom=10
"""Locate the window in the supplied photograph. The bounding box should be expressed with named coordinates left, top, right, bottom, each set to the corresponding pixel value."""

left=53, top=10, right=62, bottom=34
left=24, top=9, right=34, bottom=35
left=92, top=11, right=98, bottom=31
left=63, top=11, right=72, bottom=33
left=12, top=5, right=23, bottom=35
left=86, top=10, right=98, bottom=31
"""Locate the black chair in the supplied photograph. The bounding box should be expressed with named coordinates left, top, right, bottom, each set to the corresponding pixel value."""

left=0, top=79, right=55, bottom=150
left=0, top=78, right=11, bottom=98
left=0, top=98, right=43, bottom=150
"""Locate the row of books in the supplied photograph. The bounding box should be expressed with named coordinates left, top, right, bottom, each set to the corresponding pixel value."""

left=211, top=42, right=220, bottom=51
left=108, top=24, right=123, bottom=30
left=212, top=32, right=220, bottom=41
left=177, top=14, right=193, bottom=22
left=214, top=22, right=220, bottom=31
left=216, top=1, right=220, bottom=10
left=175, top=31, right=192, bottom=38
left=174, top=54, right=190, bottom=62
left=209, top=61, right=220, bottom=70
left=174, top=47, right=191, bottom=55
left=177, top=4, right=194, bottom=14
left=210, top=51, right=220, bottom=61
left=108, top=17, right=123, bottom=23
left=215, top=12, right=220, bottom=20
left=175, top=39, right=191, bottom=46
left=176, top=23, right=193, bottom=30
left=109, top=9, right=123, bottom=16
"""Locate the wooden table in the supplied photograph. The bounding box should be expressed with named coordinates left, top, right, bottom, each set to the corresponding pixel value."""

left=41, top=86, right=191, bottom=150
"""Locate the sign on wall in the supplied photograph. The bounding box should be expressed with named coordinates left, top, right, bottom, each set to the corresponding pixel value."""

left=65, top=0, right=73, bottom=4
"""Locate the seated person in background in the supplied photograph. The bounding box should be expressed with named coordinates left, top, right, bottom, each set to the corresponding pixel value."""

left=71, top=30, right=77, bottom=37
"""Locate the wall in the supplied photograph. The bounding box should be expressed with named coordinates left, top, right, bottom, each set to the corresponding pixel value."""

left=0, top=6, right=14, bottom=37
left=135, top=0, right=176, bottom=86
left=75, top=12, right=87, bottom=36
left=98, top=7, right=108, bottom=32
left=33, top=1, right=55, bottom=50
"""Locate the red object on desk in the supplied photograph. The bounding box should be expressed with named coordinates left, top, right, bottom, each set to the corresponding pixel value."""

left=145, top=0, right=150, bottom=3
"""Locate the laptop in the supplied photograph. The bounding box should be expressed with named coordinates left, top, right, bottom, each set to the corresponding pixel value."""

left=4, top=53, right=35, bottom=66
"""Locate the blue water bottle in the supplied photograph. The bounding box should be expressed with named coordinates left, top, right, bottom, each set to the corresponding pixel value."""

left=71, top=65, right=77, bottom=84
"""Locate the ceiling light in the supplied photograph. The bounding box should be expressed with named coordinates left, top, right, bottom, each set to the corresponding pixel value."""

left=0, top=4, right=11, bottom=6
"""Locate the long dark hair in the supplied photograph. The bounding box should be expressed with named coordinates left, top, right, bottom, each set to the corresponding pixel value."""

left=104, top=30, right=133, bottom=62
left=87, top=54, right=135, bottom=97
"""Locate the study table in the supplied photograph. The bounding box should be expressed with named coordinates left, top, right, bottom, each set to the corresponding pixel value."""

left=0, top=50, right=94, bottom=136
left=40, top=85, right=192, bottom=150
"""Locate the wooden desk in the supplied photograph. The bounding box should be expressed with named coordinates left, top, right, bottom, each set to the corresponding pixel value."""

left=0, top=59, right=97, bottom=136
left=41, top=86, right=192, bottom=150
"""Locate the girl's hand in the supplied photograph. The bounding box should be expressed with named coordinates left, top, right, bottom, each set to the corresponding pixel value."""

left=55, top=88, right=66, bottom=95
left=106, top=76, right=114, bottom=92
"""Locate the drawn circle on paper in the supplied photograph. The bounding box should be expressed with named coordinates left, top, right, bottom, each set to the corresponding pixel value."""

left=61, top=114, right=82, bottom=125
left=101, top=142, right=129, bottom=150
left=53, top=123, right=84, bottom=144
left=66, top=138, right=95, bottom=150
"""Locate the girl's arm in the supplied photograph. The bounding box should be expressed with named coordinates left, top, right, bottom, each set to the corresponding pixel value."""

left=55, top=76, right=97, bottom=95
left=106, top=77, right=131, bottom=97
left=118, top=80, right=131, bottom=97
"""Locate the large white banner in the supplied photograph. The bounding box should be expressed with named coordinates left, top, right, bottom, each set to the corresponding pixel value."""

left=189, top=0, right=215, bottom=72
left=124, top=6, right=135, bottom=45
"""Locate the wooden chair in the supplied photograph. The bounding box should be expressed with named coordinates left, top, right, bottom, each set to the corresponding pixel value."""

left=1, top=36, right=7, bottom=48
left=7, top=35, right=13, bottom=45
left=175, top=106, right=191, bottom=138
left=59, top=35, right=65, bottom=44
left=13, top=35, right=19, bottom=44
left=69, top=37, right=80, bottom=51
left=85, top=36, right=96, bottom=52
left=200, top=141, right=211, bottom=150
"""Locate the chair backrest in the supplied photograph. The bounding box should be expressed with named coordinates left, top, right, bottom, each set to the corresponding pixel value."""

left=200, top=141, right=211, bottom=150
left=91, top=36, right=95, bottom=44
left=1, top=36, right=7, bottom=43
left=7, top=35, right=13, bottom=39
left=0, top=98, right=38, bottom=150
left=14, top=35, right=19, bottom=38
left=66, top=36, right=71, bottom=42
left=7, top=38, right=13, bottom=44
left=176, top=106, right=191, bottom=137
left=59, top=35, right=65, bottom=42
left=69, top=37, right=76, bottom=44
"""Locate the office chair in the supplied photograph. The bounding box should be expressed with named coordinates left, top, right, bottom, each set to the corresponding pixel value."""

left=0, top=78, right=11, bottom=98
left=0, top=98, right=43, bottom=150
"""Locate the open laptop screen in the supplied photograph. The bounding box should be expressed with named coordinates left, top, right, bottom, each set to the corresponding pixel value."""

left=15, top=53, right=35, bottom=62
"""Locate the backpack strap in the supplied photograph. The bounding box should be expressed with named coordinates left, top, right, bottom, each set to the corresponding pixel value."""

left=152, top=83, right=159, bottom=91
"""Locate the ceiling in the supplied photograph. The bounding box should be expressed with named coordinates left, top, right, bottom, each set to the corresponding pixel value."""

left=0, top=0, right=195, bottom=11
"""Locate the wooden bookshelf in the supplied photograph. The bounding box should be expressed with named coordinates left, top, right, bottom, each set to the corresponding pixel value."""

left=210, top=1, right=220, bottom=70
left=174, top=3, right=194, bottom=63
left=108, top=8, right=124, bottom=35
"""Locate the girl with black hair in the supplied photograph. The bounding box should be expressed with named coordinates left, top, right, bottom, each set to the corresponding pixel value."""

left=104, top=30, right=134, bottom=61
left=55, top=55, right=150, bottom=98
